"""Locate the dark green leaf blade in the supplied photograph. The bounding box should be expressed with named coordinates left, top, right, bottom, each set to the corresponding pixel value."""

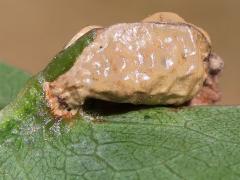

left=43, top=30, right=96, bottom=82
left=0, top=29, right=239, bottom=179
left=0, top=76, right=239, bottom=180
left=1, top=104, right=240, bottom=180
left=0, top=62, right=30, bottom=109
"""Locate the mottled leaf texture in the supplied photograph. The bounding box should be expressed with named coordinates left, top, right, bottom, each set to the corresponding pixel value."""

left=0, top=62, right=29, bottom=109
left=1, top=102, right=240, bottom=179
left=0, top=30, right=240, bottom=180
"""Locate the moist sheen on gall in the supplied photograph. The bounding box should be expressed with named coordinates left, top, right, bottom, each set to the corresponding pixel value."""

left=44, top=20, right=211, bottom=118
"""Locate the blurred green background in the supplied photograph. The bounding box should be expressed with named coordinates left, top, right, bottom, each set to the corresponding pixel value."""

left=0, top=0, right=239, bottom=105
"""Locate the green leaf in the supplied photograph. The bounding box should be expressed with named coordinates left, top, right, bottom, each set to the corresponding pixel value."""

left=43, top=30, right=97, bottom=82
left=0, top=62, right=30, bottom=109
left=1, top=90, right=240, bottom=179
left=0, top=29, right=240, bottom=180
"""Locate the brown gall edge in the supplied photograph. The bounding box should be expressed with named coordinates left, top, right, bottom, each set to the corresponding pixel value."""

left=189, top=53, right=224, bottom=105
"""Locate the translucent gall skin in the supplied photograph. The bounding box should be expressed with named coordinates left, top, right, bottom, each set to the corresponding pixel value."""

left=47, top=22, right=210, bottom=112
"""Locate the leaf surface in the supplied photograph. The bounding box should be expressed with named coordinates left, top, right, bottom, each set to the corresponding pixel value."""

left=1, top=97, right=240, bottom=180
left=0, top=62, right=29, bottom=109
left=0, top=30, right=239, bottom=180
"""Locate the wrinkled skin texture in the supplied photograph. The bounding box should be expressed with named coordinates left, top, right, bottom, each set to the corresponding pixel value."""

left=44, top=12, right=223, bottom=118
left=144, top=12, right=223, bottom=106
